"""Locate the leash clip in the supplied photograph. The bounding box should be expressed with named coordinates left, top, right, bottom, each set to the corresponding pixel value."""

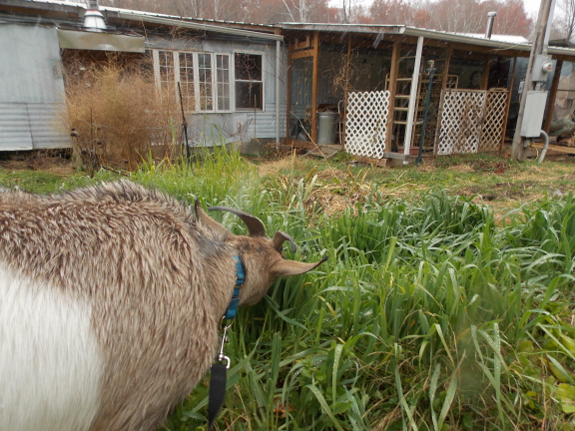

left=216, top=321, right=232, bottom=369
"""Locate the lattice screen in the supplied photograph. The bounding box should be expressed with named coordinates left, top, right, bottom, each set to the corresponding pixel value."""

left=345, top=91, right=390, bottom=159
left=437, top=89, right=508, bottom=155
left=437, top=90, right=486, bottom=155
left=481, top=90, right=508, bottom=152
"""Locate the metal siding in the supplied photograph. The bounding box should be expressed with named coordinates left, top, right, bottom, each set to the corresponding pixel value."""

left=0, top=103, right=33, bottom=151
left=28, top=103, right=71, bottom=149
left=0, top=24, right=70, bottom=151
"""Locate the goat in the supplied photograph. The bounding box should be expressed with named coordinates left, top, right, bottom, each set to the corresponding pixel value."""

left=0, top=180, right=325, bottom=431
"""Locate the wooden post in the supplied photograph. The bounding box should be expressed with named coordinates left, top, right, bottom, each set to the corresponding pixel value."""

left=481, top=55, right=491, bottom=90
left=441, top=46, right=453, bottom=90
left=500, top=57, right=517, bottom=153
left=341, top=34, right=352, bottom=149
left=543, top=58, right=562, bottom=133
left=311, top=31, right=320, bottom=143
left=386, top=42, right=401, bottom=149
left=511, top=0, right=555, bottom=160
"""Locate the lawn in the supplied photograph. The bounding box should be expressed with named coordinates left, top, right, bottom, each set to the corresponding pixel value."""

left=1, top=149, right=575, bottom=430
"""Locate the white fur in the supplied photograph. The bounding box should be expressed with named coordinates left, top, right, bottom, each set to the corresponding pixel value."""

left=0, top=264, right=102, bottom=431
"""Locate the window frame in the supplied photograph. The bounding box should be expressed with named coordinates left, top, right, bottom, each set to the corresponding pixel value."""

left=233, top=51, right=265, bottom=112
left=152, top=49, right=232, bottom=114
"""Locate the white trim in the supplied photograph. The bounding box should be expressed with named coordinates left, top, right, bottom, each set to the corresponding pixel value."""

left=172, top=50, right=180, bottom=97
left=275, top=40, right=281, bottom=143
left=404, top=36, right=424, bottom=159
left=152, top=49, right=160, bottom=89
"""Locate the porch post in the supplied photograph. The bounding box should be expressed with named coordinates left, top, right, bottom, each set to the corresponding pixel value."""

left=311, top=31, right=320, bottom=143
left=543, top=58, right=562, bottom=133
left=386, top=42, right=401, bottom=149
left=404, top=36, right=424, bottom=159
left=481, top=55, right=491, bottom=90
left=500, top=57, right=517, bottom=153
left=341, top=34, right=352, bottom=150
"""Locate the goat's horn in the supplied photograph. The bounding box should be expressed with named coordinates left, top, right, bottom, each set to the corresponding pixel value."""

left=208, top=206, right=267, bottom=237
left=273, top=231, right=297, bottom=253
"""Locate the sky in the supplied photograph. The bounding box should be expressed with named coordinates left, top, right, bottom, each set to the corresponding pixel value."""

left=347, top=0, right=544, bottom=19
left=523, top=0, right=542, bottom=17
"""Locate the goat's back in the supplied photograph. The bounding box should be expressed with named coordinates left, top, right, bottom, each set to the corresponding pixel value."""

left=0, top=182, right=224, bottom=431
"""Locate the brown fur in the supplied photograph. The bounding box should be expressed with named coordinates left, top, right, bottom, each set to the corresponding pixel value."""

left=0, top=180, right=324, bottom=431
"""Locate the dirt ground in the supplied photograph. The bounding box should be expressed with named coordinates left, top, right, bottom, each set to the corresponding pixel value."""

left=0, top=152, right=76, bottom=177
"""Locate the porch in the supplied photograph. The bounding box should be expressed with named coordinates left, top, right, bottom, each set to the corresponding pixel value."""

left=279, top=24, right=575, bottom=163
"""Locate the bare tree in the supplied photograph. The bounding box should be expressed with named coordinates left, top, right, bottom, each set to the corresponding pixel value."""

left=554, top=0, right=575, bottom=41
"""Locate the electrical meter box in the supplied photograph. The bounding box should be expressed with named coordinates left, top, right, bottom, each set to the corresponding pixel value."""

left=532, top=55, right=553, bottom=82
left=520, top=91, right=548, bottom=138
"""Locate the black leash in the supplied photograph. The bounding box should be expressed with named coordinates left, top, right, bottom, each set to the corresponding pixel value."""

left=207, top=256, right=244, bottom=430
left=207, top=321, right=232, bottom=431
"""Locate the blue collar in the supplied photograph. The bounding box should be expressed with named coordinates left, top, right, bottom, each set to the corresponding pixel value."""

left=223, top=256, right=244, bottom=320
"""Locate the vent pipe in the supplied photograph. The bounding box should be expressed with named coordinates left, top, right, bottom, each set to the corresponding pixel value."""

left=84, top=0, right=106, bottom=31
left=485, top=11, right=497, bottom=39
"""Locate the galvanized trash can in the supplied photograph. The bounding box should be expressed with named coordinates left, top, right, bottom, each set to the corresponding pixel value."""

left=317, top=112, right=339, bottom=144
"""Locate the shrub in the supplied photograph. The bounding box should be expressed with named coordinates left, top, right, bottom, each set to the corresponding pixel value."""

left=64, top=55, right=181, bottom=172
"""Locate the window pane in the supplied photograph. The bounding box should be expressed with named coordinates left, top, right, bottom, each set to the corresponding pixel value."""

left=235, top=53, right=262, bottom=81
left=217, top=55, right=229, bottom=69
left=216, top=54, right=230, bottom=111
left=235, top=82, right=262, bottom=109
left=159, top=51, right=174, bottom=89
left=179, top=53, right=194, bottom=112
left=179, top=53, right=194, bottom=83
left=198, top=54, right=213, bottom=111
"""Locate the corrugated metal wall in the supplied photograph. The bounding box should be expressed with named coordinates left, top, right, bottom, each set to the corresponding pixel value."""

left=0, top=24, right=70, bottom=151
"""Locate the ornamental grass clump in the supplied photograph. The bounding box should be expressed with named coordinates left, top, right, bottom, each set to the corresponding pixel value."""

left=64, top=56, right=180, bottom=172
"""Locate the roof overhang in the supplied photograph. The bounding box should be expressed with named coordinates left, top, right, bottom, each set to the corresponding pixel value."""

left=276, top=23, right=575, bottom=59
left=114, top=10, right=283, bottom=41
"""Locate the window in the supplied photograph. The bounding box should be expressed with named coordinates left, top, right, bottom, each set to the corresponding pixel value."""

left=216, top=55, right=231, bottom=111
left=178, top=52, right=194, bottom=112
left=153, top=50, right=231, bottom=113
left=153, top=50, right=263, bottom=112
left=235, top=53, right=263, bottom=110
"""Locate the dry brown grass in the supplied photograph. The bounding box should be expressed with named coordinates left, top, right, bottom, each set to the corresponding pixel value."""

left=64, top=56, right=181, bottom=172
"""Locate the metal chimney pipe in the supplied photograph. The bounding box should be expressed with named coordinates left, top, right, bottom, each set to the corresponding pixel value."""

left=485, top=11, right=497, bottom=39
left=84, top=0, right=107, bottom=31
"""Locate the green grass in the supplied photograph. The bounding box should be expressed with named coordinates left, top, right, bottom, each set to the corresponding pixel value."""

left=2, top=150, right=575, bottom=430
left=0, top=169, right=70, bottom=194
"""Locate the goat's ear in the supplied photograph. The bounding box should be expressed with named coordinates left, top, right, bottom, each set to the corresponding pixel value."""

left=270, top=256, right=327, bottom=278
left=195, top=200, right=230, bottom=237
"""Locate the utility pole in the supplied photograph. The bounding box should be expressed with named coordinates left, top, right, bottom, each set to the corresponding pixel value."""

left=511, top=0, right=556, bottom=160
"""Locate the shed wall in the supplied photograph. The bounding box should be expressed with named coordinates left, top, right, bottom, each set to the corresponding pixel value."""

left=0, top=24, right=70, bottom=150
left=147, top=35, right=287, bottom=146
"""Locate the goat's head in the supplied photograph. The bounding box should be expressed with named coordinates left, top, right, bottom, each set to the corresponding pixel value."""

left=195, top=201, right=326, bottom=306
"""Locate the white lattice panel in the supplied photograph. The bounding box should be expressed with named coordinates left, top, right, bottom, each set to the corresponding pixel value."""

left=481, top=90, right=508, bottom=152
left=437, top=89, right=508, bottom=155
left=345, top=91, right=390, bottom=159
left=437, top=90, right=486, bottom=155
